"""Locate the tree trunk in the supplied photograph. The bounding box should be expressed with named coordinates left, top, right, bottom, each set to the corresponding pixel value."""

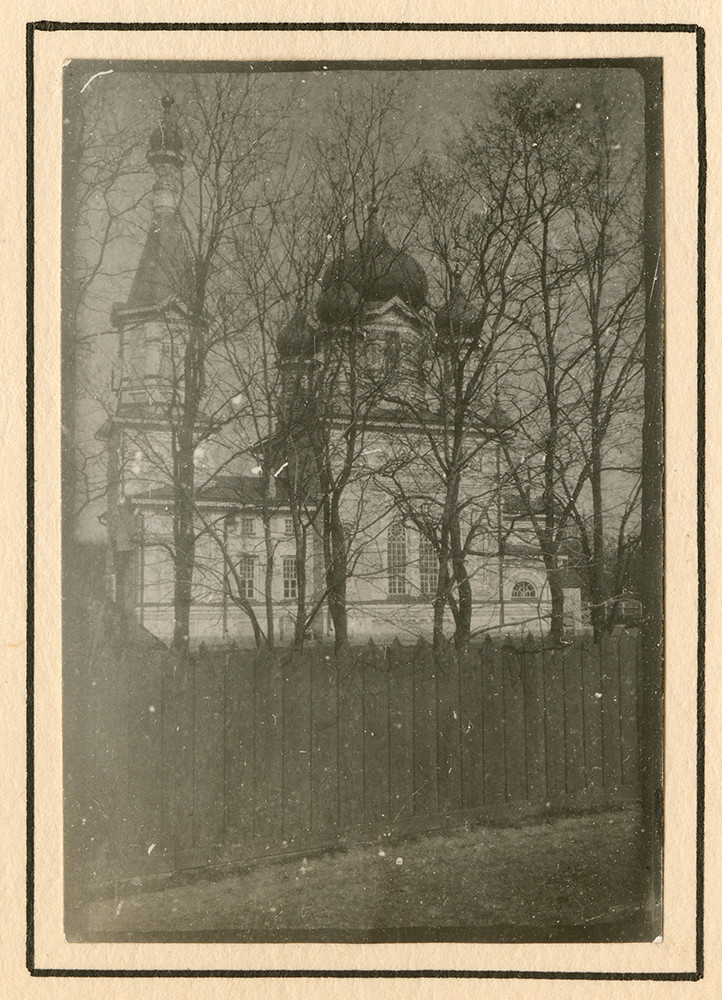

left=294, top=527, right=308, bottom=648
left=432, top=561, right=448, bottom=650
left=263, top=510, right=275, bottom=649
left=547, top=569, right=565, bottom=645
left=322, top=499, right=348, bottom=651
left=589, top=445, right=606, bottom=642
left=450, top=513, right=472, bottom=648
left=172, top=418, right=196, bottom=656
left=172, top=538, right=193, bottom=656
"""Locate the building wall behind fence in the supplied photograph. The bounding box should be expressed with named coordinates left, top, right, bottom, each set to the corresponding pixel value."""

left=66, top=607, right=640, bottom=889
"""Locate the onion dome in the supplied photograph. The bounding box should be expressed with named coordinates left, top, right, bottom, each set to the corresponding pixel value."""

left=434, top=270, right=484, bottom=345
left=276, top=300, right=320, bottom=360
left=315, top=280, right=361, bottom=327
left=316, top=203, right=427, bottom=324
left=482, top=401, right=516, bottom=438
left=148, top=96, right=185, bottom=166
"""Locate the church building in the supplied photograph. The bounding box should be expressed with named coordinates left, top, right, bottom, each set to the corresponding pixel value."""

left=101, top=98, right=573, bottom=648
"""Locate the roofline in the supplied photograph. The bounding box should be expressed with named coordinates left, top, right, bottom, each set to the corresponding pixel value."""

left=111, top=297, right=187, bottom=328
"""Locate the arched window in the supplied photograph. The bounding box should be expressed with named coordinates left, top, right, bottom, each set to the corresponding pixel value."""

left=511, top=579, right=537, bottom=599
left=387, top=520, right=407, bottom=595
left=419, top=534, right=439, bottom=596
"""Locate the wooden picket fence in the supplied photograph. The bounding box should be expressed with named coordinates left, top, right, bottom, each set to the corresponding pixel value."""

left=65, top=606, right=640, bottom=888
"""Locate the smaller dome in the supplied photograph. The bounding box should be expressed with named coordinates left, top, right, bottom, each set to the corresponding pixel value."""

left=482, top=402, right=516, bottom=437
left=148, top=96, right=184, bottom=162
left=434, top=273, right=483, bottom=345
left=318, top=204, right=428, bottom=319
left=276, top=304, right=319, bottom=360
left=316, top=280, right=361, bottom=327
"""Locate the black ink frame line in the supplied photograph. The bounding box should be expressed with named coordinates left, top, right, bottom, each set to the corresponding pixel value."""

left=28, top=19, right=704, bottom=981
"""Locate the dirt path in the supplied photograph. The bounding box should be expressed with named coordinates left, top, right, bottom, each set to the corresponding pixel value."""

left=86, top=807, right=646, bottom=940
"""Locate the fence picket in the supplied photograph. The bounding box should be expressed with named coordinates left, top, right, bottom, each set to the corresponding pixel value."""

left=388, top=642, right=415, bottom=834
left=412, top=643, right=439, bottom=817
left=563, top=643, right=586, bottom=796
left=254, top=647, right=285, bottom=845
left=311, top=650, right=339, bottom=836
left=231, top=647, right=255, bottom=841
left=223, top=648, right=243, bottom=841
left=194, top=647, right=226, bottom=851
left=436, top=641, right=463, bottom=814
left=362, top=643, right=391, bottom=829
left=523, top=645, right=547, bottom=803
left=581, top=639, right=604, bottom=793
left=482, top=640, right=506, bottom=806
left=459, top=646, right=484, bottom=810
left=619, top=631, right=640, bottom=789
left=337, top=643, right=364, bottom=837
left=127, top=646, right=164, bottom=856
left=600, top=634, right=623, bottom=792
left=543, top=647, right=566, bottom=800
left=502, top=646, right=527, bottom=805
left=282, top=648, right=312, bottom=841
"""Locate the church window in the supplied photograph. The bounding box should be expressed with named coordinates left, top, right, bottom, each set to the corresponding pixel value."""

left=283, top=556, right=297, bottom=600
left=385, top=331, right=401, bottom=372
left=387, top=520, right=407, bottom=596
left=419, top=535, right=439, bottom=596
left=238, top=555, right=256, bottom=599
left=511, top=579, right=536, bottom=599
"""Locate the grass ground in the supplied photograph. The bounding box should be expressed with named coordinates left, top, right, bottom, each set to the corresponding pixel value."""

left=84, top=805, right=647, bottom=942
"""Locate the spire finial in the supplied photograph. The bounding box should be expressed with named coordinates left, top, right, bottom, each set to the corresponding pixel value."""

left=148, top=93, right=184, bottom=166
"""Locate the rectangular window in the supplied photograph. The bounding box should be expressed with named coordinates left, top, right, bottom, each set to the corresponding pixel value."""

left=238, top=555, right=256, bottom=599
left=419, top=535, right=439, bottom=596
left=240, top=517, right=256, bottom=536
left=385, top=331, right=400, bottom=372
left=140, top=545, right=174, bottom=605
left=284, top=517, right=294, bottom=536
left=283, top=555, right=297, bottom=600
left=387, top=520, right=407, bottom=596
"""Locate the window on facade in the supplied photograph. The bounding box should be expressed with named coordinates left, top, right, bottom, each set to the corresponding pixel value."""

left=140, top=545, right=174, bottom=605
left=385, top=332, right=401, bottom=372
left=283, top=555, right=297, bottom=600
left=238, top=555, right=256, bottom=599
left=284, top=517, right=294, bottom=536
left=240, top=517, right=256, bottom=536
left=387, top=520, right=407, bottom=596
left=511, top=579, right=537, bottom=599
left=419, top=535, right=439, bottom=596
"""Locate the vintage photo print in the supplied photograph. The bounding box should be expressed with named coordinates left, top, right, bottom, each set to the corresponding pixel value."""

left=25, top=20, right=702, bottom=981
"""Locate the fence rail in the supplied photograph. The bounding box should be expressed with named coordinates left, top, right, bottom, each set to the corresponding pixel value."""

left=65, top=608, right=640, bottom=886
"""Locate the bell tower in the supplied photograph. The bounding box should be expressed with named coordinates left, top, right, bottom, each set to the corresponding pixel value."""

left=101, top=96, right=192, bottom=608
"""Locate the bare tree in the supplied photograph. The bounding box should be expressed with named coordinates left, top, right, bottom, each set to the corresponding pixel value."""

left=270, top=79, right=423, bottom=650
left=366, top=120, right=537, bottom=648
left=458, top=79, right=645, bottom=643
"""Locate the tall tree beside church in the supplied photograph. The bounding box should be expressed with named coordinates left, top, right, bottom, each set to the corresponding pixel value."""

left=162, top=76, right=295, bottom=653
left=564, top=102, right=645, bottom=639
left=458, top=79, right=645, bottom=642
left=274, top=79, right=423, bottom=650
left=375, top=150, right=532, bottom=648
left=102, top=75, right=292, bottom=654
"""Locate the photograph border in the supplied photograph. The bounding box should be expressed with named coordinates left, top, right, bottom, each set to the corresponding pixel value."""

left=27, top=18, right=705, bottom=981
